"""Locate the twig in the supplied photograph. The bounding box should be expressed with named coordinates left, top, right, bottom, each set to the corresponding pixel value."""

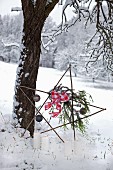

left=0, top=112, right=6, bottom=124
left=41, top=108, right=106, bottom=134
left=89, top=104, right=105, bottom=110
left=20, top=85, right=49, bottom=94
left=69, top=64, right=76, bottom=140
left=54, top=65, right=70, bottom=88
left=20, top=87, right=64, bottom=143
left=19, top=65, right=71, bottom=142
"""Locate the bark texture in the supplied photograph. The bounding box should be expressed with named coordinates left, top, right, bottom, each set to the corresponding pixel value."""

left=13, top=0, right=59, bottom=137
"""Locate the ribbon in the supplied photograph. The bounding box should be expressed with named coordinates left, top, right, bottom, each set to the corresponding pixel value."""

left=45, top=90, right=69, bottom=117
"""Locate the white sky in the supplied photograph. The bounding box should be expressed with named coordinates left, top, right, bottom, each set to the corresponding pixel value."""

left=0, top=0, right=74, bottom=25
left=0, top=0, right=21, bottom=16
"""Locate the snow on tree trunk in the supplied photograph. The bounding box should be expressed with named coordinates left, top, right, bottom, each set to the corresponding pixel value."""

left=13, top=0, right=47, bottom=137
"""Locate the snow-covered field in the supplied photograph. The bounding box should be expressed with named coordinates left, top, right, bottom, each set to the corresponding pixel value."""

left=0, top=61, right=113, bottom=170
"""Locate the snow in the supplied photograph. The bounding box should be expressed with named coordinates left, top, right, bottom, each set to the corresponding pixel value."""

left=46, top=0, right=52, bottom=5
left=3, top=42, right=20, bottom=48
left=25, top=73, right=29, bottom=78
left=0, top=61, right=113, bottom=170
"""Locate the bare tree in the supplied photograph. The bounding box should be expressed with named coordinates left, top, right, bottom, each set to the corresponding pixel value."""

left=86, top=1, right=113, bottom=71
left=13, top=0, right=113, bottom=137
left=13, top=0, right=59, bottom=137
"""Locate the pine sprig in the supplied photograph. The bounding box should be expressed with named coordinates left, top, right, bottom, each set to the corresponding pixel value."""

left=47, top=85, right=93, bottom=133
left=58, top=88, right=92, bottom=133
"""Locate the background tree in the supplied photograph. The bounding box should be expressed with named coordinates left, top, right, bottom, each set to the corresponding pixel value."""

left=40, top=16, right=57, bottom=68
left=54, top=16, right=96, bottom=76
left=0, top=15, right=3, bottom=37
left=13, top=0, right=113, bottom=137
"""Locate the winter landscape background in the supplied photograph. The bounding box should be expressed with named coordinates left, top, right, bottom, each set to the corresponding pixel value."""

left=0, top=12, right=113, bottom=82
left=0, top=4, right=113, bottom=170
left=0, top=61, right=113, bottom=170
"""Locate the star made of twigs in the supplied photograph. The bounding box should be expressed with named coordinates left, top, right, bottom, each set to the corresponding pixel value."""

left=20, top=64, right=106, bottom=143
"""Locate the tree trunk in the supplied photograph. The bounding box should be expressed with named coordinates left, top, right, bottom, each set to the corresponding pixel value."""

left=13, top=1, right=46, bottom=137
left=13, top=0, right=59, bottom=137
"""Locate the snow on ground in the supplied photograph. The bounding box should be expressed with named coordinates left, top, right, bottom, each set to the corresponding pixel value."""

left=0, top=61, right=113, bottom=170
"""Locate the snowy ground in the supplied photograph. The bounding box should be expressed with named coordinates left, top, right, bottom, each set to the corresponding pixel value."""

left=0, top=61, right=113, bottom=170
